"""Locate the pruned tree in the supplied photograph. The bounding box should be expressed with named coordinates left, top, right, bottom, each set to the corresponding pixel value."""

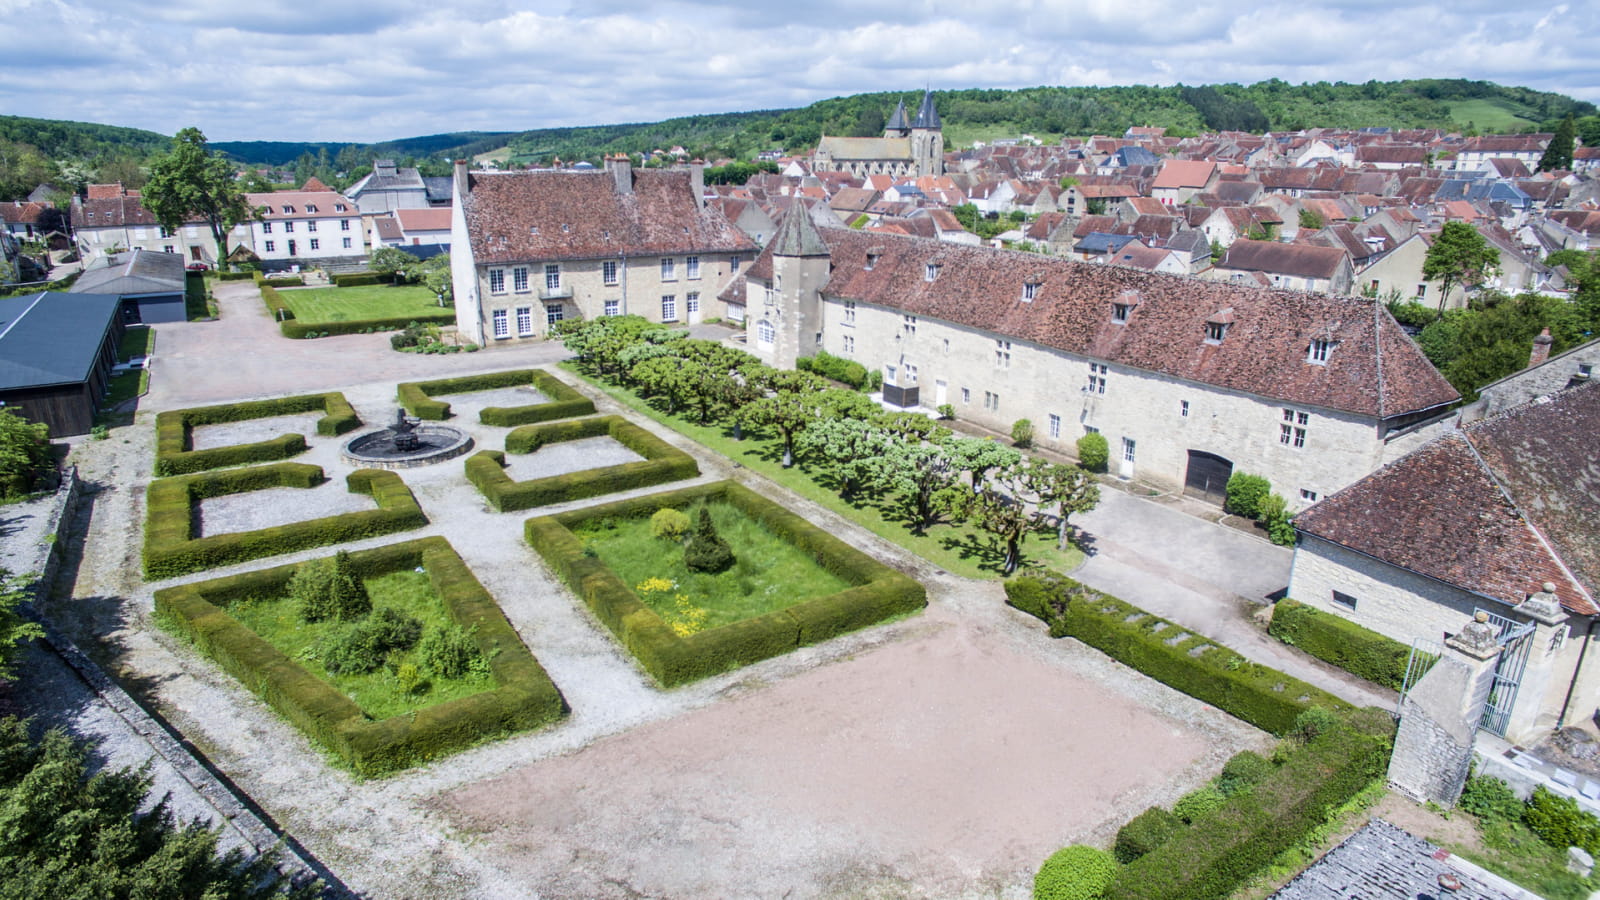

left=945, top=435, right=1022, bottom=491
left=739, top=391, right=816, bottom=467
left=794, top=417, right=895, bottom=500
left=1422, top=221, right=1499, bottom=311
left=1018, top=457, right=1101, bottom=550
left=142, top=128, right=255, bottom=261
left=884, top=440, right=962, bottom=535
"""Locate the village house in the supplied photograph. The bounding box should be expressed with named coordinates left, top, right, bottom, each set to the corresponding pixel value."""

left=72, top=185, right=223, bottom=266
left=724, top=205, right=1458, bottom=509
left=450, top=157, right=756, bottom=345
left=344, top=159, right=451, bottom=213
left=1211, top=239, right=1355, bottom=295
left=1151, top=160, right=1216, bottom=205
left=1453, top=134, right=1552, bottom=173
left=242, top=186, right=366, bottom=266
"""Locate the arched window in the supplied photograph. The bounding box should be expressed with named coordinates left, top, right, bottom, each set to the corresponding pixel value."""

left=757, top=319, right=775, bottom=348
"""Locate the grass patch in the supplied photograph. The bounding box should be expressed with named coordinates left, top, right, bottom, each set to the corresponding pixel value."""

left=576, top=501, right=852, bottom=629
left=282, top=283, right=447, bottom=325
left=562, top=363, right=1085, bottom=579
left=1452, top=818, right=1597, bottom=900
left=102, top=370, right=148, bottom=407
left=118, top=325, right=154, bottom=362
left=1448, top=98, right=1539, bottom=132
left=227, top=569, right=495, bottom=720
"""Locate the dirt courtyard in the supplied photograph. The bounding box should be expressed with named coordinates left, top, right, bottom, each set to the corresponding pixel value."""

left=436, top=602, right=1264, bottom=900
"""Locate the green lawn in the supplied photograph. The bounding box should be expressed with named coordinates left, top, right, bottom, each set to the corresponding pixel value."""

left=226, top=570, right=496, bottom=719
left=1448, top=99, right=1539, bottom=132
left=1451, top=819, right=1597, bottom=900
left=117, top=325, right=154, bottom=362
left=281, top=283, right=448, bottom=325
left=574, top=501, right=852, bottom=630
left=563, top=364, right=1087, bottom=579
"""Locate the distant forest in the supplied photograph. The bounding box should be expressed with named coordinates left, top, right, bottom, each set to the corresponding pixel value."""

left=2, top=78, right=1597, bottom=200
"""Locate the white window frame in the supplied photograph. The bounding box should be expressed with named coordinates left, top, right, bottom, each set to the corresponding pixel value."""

left=1122, top=437, right=1136, bottom=463
left=1308, top=339, right=1332, bottom=364
left=603, top=260, right=619, bottom=285
left=604, top=299, right=621, bottom=316
left=1023, top=282, right=1039, bottom=301
left=546, top=304, right=564, bottom=326
left=545, top=264, right=561, bottom=291
left=661, top=294, right=677, bottom=321
left=1112, top=302, right=1130, bottom=324
left=925, top=263, right=940, bottom=281
left=1048, top=413, right=1061, bottom=438
left=996, top=340, right=1012, bottom=368
left=686, top=256, right=700, bottom=280
left=309, top=238, right=319, bottom=251
left=843, top=299, right=856, bottom=324
left=488, top=268, right=506, bottom=294
left=515, top=306, right=533, bottom=336
left=492, top=308, right=509, bottom=338
left=264, top=240, right=275, bottom=252
left=513, top=267, right=530, bottom=293
left=686, top=292, right=700, bottom=315
left=756, top=319, right=775, bottom=347
left=262, top=221, right=272, bottom=234
left=307, top=220, right=317, bottom=232
left=661, top=258, right=676, bottom=281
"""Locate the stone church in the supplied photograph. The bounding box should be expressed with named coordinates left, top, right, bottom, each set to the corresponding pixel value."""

left=812, top=91, right=945, bottom=178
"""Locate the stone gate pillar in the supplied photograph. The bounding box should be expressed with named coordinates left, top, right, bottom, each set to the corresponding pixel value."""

left=1387, top=612, right=1503, bottom=806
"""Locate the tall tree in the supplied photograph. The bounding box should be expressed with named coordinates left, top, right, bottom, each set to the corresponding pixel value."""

left=1538, top=115, right=1576, bottom=172
left=1421, top=222, right=1499, bottom=311
left=143, top=128, right=255, bottom=261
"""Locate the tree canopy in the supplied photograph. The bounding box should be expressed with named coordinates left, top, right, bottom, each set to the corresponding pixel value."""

left=1421, top=222, right=1499, bottom=311
left=143, top=128, right=255, bottom=260
left=1538, top=115, right=1576, bottom=172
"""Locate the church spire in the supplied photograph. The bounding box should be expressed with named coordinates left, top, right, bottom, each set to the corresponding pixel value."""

left=885, top=99, right=909, bottom=135
left=913, top=89, right=941, bottom=130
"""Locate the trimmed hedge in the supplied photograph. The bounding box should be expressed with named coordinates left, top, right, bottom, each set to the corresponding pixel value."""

left=1005, top=571, right=1353, bottom=735
left=216, top=271, right=255, bottom=281
left=467, top=415, right=698, bottom=512
left=143, top=464, right=427, bottom=579
left=281, top=312, right=452, bottom=340
left=1114, top=806, right=1180, bottom=864
left=184, top=271, right=208, bottom=319
left=154, top=393, right=362, bottom=476
left=526, top=480, right=926, bottom=687
left=254, top=271, right=303, bottom=288
left=331, top=272, right=395, bottom=287
left=398, top=369, right=595, bottom=423
left=259, top=283, right=294, bottom=321
left=153, top=536, right=567, bottom=776
left=1102, top=710, right=1393, bottom=900
left=1034, top=845, right=1118, bottom=900
left=1268, top=599, right=1410, bottom=690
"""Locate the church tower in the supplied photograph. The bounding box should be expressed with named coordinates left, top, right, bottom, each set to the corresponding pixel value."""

left=759, top=202, right=832, bottom=371
left=883, top=99, right=910, bottom=138
left=909, top=89, right=945, bottom=177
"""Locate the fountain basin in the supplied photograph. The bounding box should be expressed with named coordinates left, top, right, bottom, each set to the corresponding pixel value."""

left=342, top=423, right=474, bottom=470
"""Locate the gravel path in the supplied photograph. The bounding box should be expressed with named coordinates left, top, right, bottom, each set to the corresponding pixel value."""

left=437, top=386, right=548, bottom=412
left=190, top=414, right=325, bottom=451
left=197, top=484, right=376, bottom=537
left=503, top=435, right=643, bottom=479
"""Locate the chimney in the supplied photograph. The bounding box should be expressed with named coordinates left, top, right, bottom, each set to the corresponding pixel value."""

left=605, top=154, right=633, bottom=195
left=452, top=159, right=469, bottom=203
left=1530, top=327, right=1553, bottom=368
left=689, top=163, right=705, bottom=209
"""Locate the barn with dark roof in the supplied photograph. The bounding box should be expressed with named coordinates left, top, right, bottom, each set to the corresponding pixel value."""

left=0, top=291, right=124, bottom=436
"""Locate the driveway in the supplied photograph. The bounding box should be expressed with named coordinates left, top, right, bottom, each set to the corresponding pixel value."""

left=1071, top=485, right=1393, bottom=710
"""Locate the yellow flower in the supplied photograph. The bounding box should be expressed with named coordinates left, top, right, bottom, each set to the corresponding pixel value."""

left=635, top=576, right=675, bottom=595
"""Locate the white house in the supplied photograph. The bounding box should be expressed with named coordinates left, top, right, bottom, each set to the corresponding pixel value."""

left=243, top=188, right=365, bottom=264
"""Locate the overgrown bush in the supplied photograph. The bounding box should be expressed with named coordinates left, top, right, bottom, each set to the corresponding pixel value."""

left=1218, top=750, right=1275, bottom=797
left=1077, top=432, right=1108, bottom=472
left=937, top=403, right=955, bottom=420
left=684, top=506, right=735, bottom=573
left=1012, top=418, right=1035, bottom=448
left=1259, top=492, right=1295, bottom=546
left=417, top=623, right=481, bottom=679
left=1035, top=845, right=1118, bottom=900
left=1173, top=785, right=1226, bottom=824
left=320, top=607, right=422, bottom=675
left=651, top=507, right=691, bottom=541
left=1523, top=786, right=1600, bottom=855
left=0, top=408, right=51, bottom=501
left=291, top=551, right=370, bottom=623
left=1224, top=472, right=1271, bottom=518
left=1114, top=806, right=1180, bottom=863
left=1459, top=774, right=1524, bottom=825
left=1292, top=706, right=1342, bottom=743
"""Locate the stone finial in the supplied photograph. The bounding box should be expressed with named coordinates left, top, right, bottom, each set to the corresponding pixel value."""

left=1521, top=582, right=1565, bottom=624
left=1448, top=612, right=1501, bottom=660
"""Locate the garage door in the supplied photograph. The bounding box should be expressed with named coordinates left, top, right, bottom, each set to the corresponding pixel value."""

left=1184, top=450, right=1233, bottom=504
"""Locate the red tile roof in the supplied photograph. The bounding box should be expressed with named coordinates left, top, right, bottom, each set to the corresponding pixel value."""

left=395, top=208, right=452, bottom=232
left=1297, top=382, right=1600, bottom=614
left=1152, top=160, right=1215, bottom=190
left=731, top=227, right=1456, bottom=420
left=244, top=189, right=358, bottom=220
left=1218, top=239, right=1350, bottom=280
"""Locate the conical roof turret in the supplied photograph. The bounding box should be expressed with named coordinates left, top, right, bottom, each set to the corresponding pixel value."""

left=913, top=90, right=941, bottom=130
left=885, top=99, right=909, bottom=133
left=769, top=200, right=830, bottom=257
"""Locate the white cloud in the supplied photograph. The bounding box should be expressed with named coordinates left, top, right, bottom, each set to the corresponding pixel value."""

left=0, top=0, right=1594, bottom=143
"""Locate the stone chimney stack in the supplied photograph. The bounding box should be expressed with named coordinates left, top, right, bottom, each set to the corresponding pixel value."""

left=689, top=163, right=705, bottom=209
left=605, top=154, right=633, bottom=195
left=1530, top=327, right=1554, bottom=368
left=452, top=159, right=469, bottom=204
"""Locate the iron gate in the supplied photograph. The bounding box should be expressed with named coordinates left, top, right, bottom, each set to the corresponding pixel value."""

left=1477, top=608, right=1537, bottom=737
left=1396, top=638, right=1443, bottom=717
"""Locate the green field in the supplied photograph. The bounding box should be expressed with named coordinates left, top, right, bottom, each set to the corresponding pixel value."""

left=564, top=364, right=1087, bottom=579
left=117, top=325, right=154, bottom=362
left=282, top=283, right=446, bottom=324
left=1448, top=99, right=1539, bottom=132
left=226, top=569, right=495, bottom=719
left=575, top=501, right=852, bottom=630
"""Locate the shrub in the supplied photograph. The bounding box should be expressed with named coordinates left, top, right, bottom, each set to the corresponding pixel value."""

left=1114, top=806, right=1180, bottom=864
left=1459, top=775, right=1524, bottom=825
left=1292, top=706, right=1342, bottom=743
left=1523, top=786, right=1600, bottom=855
left=0, top=408, right=52, bottom=501
left=1012, top=418, right=1035, bottom=448
left=1224, top=472, right=1271, bottom=518
left=390, top=330, right=419, bottom=350
left=1077, top=432, right=1109, bottom=473
left=937, top=403, right=955, bottom=420
left=1173, top=785, right=1226, bottom=824
left=418, top=624, right=482, bottom=679
left=1035, top=845, right=1118, bottom=900
left=1218, top=751, right=1275, bottom=797
left=685, top=507, right=735, bottom=573
left=331, top=272, right=394, bottom=287
left=1268, top=599, right=1410, bottom=689
left=797, top=351, right=869, bottom=389
left=321, top=606, right=422, bottom=675
left=651, top=508, right=691, bottom=541
left=1259, top=492, right=1295, bottom=546
left=290, top=555, right=338, bottom=623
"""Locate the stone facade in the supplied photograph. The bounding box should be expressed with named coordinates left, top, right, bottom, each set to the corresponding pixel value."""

left=1475, top=337, right=1600, bottom=418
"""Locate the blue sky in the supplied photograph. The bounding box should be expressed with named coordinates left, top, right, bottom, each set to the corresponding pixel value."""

left=2, top=0, right=1595, bottom=143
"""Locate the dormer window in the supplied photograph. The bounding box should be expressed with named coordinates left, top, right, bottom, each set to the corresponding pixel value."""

left=305, top=204, right=318, bottom=213
left=925, top=263, right=940, bottom=282
left=866, top=253, right=879, bottom=271
left=335, top=204, right=346, bottom=212
left=1205, top=322, right=1228, bottom=343
left=281, top=205, right=293, bottom=213
left=1111, top=303, right=1131, bottom=324
left=529, top=226, right=539, bottom=235
left=1022, top=282, right=1040, bottom=302
left=562, top=224, right=571, bottom=233
left=1308, top=339, right=1335, bottom=364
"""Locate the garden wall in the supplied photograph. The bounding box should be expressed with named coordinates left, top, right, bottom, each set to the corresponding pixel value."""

left=466, top=415, right=698, bottom=512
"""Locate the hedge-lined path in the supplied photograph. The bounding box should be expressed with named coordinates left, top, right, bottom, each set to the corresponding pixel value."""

left=1071, top=489, right=1394, bottom=711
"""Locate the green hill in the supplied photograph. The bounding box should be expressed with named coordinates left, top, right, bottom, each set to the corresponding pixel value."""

left=0, top=115, right=170, bottom=160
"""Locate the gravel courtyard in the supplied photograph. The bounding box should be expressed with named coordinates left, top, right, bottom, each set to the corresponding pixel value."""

left=36, top=301, right=1286, bottom=898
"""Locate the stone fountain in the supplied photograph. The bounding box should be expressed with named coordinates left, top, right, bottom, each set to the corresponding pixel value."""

left=342, top=408, right=474, bottom=470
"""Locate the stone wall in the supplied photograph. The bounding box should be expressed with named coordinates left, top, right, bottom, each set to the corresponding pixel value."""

left=1389, top=655, right=1484, bottom=806
left=1477, top=339, right=1600, bottom=418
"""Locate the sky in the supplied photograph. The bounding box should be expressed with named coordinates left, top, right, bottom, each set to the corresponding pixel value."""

left=2, top=0, right=1597, bottom=144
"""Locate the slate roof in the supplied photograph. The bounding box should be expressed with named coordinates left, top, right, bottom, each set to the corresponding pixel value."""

left=69, top=249, right=184, bottom=296
left=913, top=90, right=941, bottom=130
left=815, top=136, right=914, bottom=161
left=348, top=166, right=425, bottom=194
left=423, top=176, right=454, bottom=203
left=462, top=168, right=755, bottom=265
left=730, top=226, right=1457, bottom=421
left=0, top=292, right=122, bottom=390
left=1297, top=381, right=1600, bottom=614
left=1272, top=819, right=1530, bottom=900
